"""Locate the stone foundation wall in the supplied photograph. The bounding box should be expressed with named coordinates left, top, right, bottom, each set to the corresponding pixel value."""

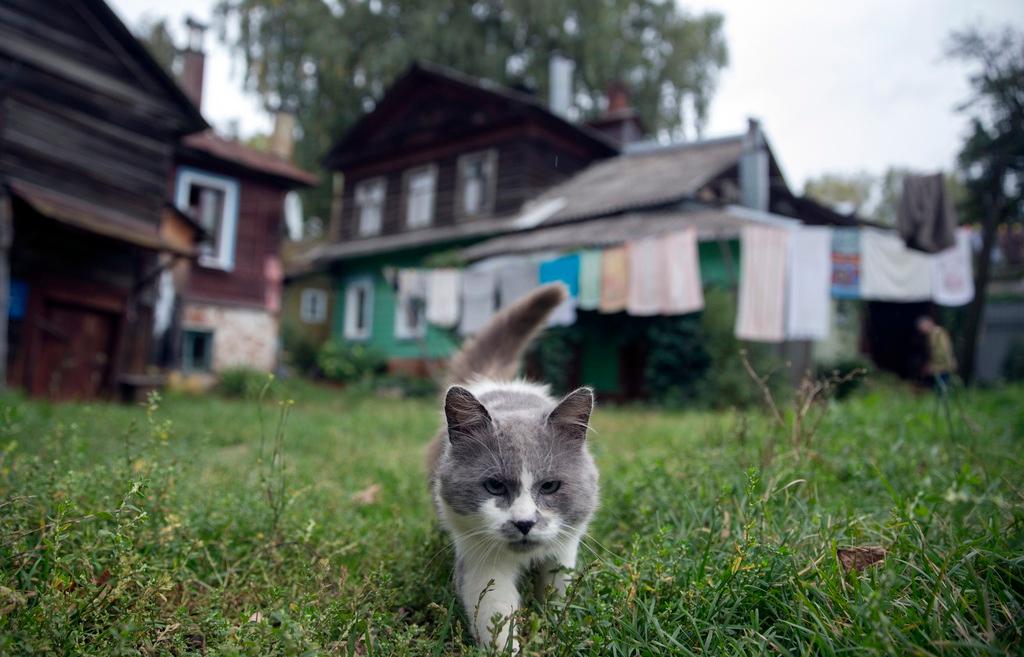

left=183, top=302, right=278, bottom=372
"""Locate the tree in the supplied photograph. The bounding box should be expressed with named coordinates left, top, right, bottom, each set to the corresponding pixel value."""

left=948, top=27, right=1024, bottom=383
left=213, top=0, right=728, bottom=216
left=137, top=17, right=180, bottom=76
left=803, top=172, right=875, bottom=216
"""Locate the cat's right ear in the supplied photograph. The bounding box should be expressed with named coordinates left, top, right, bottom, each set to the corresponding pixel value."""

left=444, top=386, right=492, bottom=444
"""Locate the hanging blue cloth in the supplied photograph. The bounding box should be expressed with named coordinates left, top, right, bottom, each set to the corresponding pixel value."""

left=538, top=254, right=580, bottom=298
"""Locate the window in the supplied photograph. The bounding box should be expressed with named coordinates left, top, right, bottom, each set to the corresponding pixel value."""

left=457, top=150, right=497, bottom=218
left=182, top=329, right=214, bottom=372
left=300, top=288, right=328, bottom=324
left=394, top=272, right=426, bottom=340
left=343, top=278, right=374, bottom=340
left=354, top=177, right=385, bottom=237
left=174, top=167, right=240, bottom=270
left=403, top=165, right=437, bottom=229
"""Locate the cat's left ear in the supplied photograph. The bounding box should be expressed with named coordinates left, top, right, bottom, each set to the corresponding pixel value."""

left=546, top=387, right=594, bottom=442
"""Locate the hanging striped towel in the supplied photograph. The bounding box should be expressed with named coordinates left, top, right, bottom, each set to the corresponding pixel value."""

left=577, top=250, right=602, bottom=311
left=599, top=246, right=629, bottom=313
left=661, top=229, right=704, bottom=315
left=736, top=225, right=789, bottom=343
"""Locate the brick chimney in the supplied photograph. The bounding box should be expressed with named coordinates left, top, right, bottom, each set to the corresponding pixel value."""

left=180, top=17, right=207, bottom=110
left=585, top=81, right=646, bottom=147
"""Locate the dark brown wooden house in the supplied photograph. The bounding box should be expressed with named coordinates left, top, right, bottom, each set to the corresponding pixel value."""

left=0, top=0, right=207, bottom=399
left=288, top=61, right=617, bottom=373
left=159, top=27, right=318, bottom=377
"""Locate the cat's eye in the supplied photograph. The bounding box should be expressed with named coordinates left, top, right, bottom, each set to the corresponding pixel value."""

left=539, top=480, right=561, bottom=495
left=482, top=478, right=507, bottom=496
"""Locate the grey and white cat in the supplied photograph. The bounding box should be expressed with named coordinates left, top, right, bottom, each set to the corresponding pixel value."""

left=426, top=283, right=599, bottom=651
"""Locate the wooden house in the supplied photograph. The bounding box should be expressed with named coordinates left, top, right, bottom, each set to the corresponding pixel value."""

left=154, top=21, right=318, bottom=378
left=289, top=62, right=616, bottom=375
left=0, top=0, right=206, bottom=399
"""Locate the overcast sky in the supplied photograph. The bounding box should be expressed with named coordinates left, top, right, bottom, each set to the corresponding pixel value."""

left=109, top=0, right=1023, bottom=189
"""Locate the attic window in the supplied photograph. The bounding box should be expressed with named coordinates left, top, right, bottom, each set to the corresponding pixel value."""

left=404, top=165, right=437, bottom=229
left=174, top=167, right=239, bottom=270
left=354, top=177, right=386, bottom=237
left=457, top=150, right=497, bottom=219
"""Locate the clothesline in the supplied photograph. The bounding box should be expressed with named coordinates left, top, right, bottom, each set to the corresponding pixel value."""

left=385, top=223, right=974, bottom=345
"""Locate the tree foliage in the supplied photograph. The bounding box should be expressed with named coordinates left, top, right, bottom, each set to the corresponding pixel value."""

left=947, top=26, right=1024, bottom=381
left=213, top=0, right=728, bottom=214
left=803, top=172, right=876, bottom=216
left=136, top=16, right=180, bottom=76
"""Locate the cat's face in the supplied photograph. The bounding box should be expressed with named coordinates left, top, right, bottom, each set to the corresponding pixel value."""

left=437, top=385, right=598, bottom=554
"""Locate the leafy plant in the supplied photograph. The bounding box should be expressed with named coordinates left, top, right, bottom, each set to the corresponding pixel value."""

left=316, top=341, right=387, bottom=384
left=643, top=315, right=711, bottom=405
left=218, top=367, right=273, bottom=399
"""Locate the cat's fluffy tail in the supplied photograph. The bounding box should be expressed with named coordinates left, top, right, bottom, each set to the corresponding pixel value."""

left=447, top=282, right=567, bottom=385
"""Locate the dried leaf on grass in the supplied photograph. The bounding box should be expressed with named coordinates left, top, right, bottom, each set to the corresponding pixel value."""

left=837, top=546, right=886, bottom=572
left=352, top=483, right=381, bottom=505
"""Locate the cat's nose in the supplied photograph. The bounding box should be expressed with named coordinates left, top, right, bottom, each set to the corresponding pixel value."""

left=513, top=520, right=535, bottom=535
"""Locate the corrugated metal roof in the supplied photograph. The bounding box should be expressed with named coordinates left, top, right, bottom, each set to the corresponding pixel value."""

left=462, top=206, right=775, bottom=261
left=532, top=135, right=746, bottom=225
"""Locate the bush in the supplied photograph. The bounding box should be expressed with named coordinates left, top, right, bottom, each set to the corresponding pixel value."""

left=217, top=367, right=272, bottom=399
left=698, top=287, right=784, bottom=409
left=644, top=315, right=711, bottom=405
left=316, top=340, right=387, bottom=383
left=281, top=323, right=322, bottom=377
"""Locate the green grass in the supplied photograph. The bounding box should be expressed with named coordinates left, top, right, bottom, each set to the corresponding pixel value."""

left=0, top=376, right=1022, bottom=656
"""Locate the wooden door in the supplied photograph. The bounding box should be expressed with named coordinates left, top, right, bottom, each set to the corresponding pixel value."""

left=36, top=302, right=117, bottom=400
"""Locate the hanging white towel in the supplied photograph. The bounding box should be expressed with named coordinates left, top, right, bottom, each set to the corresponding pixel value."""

left=498, top=259, right=539, bottom=308
left=458, top=269, right=497, bottom=336
left=425, top=268, right=461, bottom=327
left=626, top=237, right=663, bottom=316
left=736, top=225, right=789, bottom=343
left=861, top=229, right=932, bottom=301
left=546, top=295, right=577, bottom=326
left=932, top=228, right=974, bottom=307
left=661, top=229, right=704, bottom=315
left=785, top=226, right=832, bottom=340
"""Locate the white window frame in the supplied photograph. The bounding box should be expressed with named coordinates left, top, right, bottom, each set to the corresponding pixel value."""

left=343, top=277, right=374, bottom=341
left=456, top=149, right=498, bottom=219
left=403, top=164, right=437, bottom=229
left=354, top=177, right=386, bottom=237
left=174, top=166, right=240, bottom=271
left=299, top=288, right=328, bottom=324
left=394, top=292, right=426, bottom=340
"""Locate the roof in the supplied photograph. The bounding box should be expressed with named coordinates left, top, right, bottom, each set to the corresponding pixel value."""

left=84, top=0, right=207, bottom=135
left=8, top=180, right=193, bottom=256
left=462, top=205, right=801, bottom=261
left=181, top=131, right=319, bottom=187
left=305, top=214, right=521, bottom=265
left=323, top=61, right=618, bottom=170
left=528, top=135, right=747, bottom=225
